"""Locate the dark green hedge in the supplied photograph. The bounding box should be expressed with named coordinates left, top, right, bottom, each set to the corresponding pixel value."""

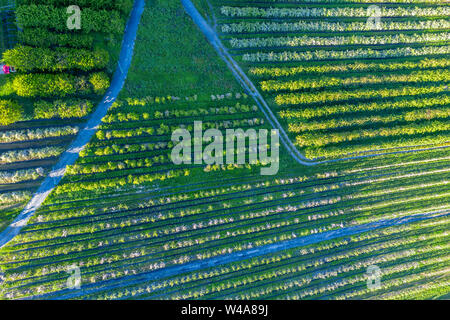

left=0, top=100, right=24, bottom=126
left=17, top=5, right=125, bottom=34
left=16, top=0, right=134, bottom=14
left=19, top=28, right=94, bottom=48
left=3, top=45, right=109, bottom=72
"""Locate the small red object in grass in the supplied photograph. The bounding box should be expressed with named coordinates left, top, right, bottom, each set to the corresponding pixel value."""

left=2, top=65, right=11, bottom=74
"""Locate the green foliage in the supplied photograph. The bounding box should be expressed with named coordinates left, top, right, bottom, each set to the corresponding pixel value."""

left=34, top=99, right=94, bottom=119
left=261, top=69, right=450, bottom=92
left=0, top=77, right=15, bottom=97
left=249, top=58, right=450, bottom=78
left=19, top=28, right=94, bottom=48
left=221, top=0, right=450, bottom=162
left=0, top=0, right=448, bottom=301
left=230, top=33, right=450, bottom=49
left=220, top=5, right=450, bottom=18
left=287, top=108, right=450, bottom=133
left=0, top=146, right=64, bottom=164
left=296, top=121, right=450, bottom=147
left=53, top=169, right=189, bottom=194
left=0, top=100, right=24, bottom=126
left=222, top=19, right=450, bottom=34
left=275, top=85, right=446, bottom=106
left=67, top=155, right=168, bottom=175
left=279, top=95, right=450, bottom=120
left=243, top=46, right=450, bottom=62
left=89, top=72, right=110, bottom=94
left=303, top=134, right=450, bottom=159
left=2, top=45, right=109, bottom=72
left=12, top=72, right=109, bottom=97
left=0, top=126, right=78, bottom=143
